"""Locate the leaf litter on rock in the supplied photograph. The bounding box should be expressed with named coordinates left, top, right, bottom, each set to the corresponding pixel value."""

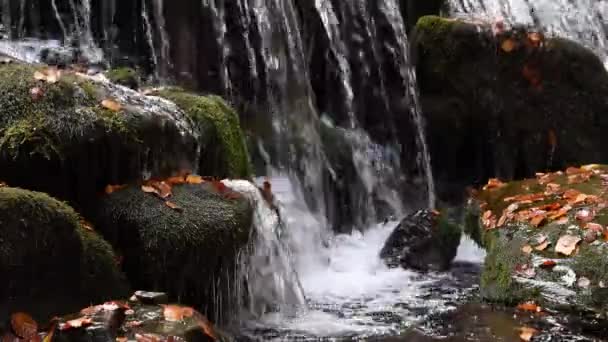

left=555, top=235, right=581, bottom=256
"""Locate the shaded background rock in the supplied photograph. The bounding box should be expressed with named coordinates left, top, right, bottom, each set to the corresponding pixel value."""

left=93, top=183, right=253, bottom=323
left=0, top=187, right=128, bottom=322
left=413, top=16, right=608, bottom=204
left=380, top=209, right=461, bottom=271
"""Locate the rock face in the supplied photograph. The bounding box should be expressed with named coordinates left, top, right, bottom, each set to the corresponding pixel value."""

left=380, top=210, right=461, bottom=271
left=413, top=16, right=608, bottom=203
left=468, top=165, right=608, bottom=318
left=94, top=183, right=252, bottom=320
left=0, top=187, right=128, bottom=321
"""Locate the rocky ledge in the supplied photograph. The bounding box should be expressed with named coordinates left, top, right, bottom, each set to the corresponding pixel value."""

left=467, top=164, right=608, bottom=335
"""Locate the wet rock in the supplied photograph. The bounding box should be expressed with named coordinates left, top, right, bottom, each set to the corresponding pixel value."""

left=467, top=166, right=608, bottom=317
left=379, top=210, right=461, bottom=271
left=0, top=63, right=250, bottom=217
left=94, top=183, right=252, bottom=322
left=0, top=187, right=128, bottom=322
left=413, top=16, right=608, bottom=203
left=134, top=291, right=169, bottom=305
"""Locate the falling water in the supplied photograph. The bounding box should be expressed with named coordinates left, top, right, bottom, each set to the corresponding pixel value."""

left=447, top=0, right=608, bottom=68
left=151, top=0, right=171, bottom=77
left=141, top=1, right=160, bottom=79
left=51, top=0, right=69, bottom=41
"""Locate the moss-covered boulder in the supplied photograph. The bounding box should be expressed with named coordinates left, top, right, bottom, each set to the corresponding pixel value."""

left=93, top=182, right=252, bottom=320
left=0, top=186, right=128, bottom=321
left=467, top=165, right=608, bottom=318
left=0, top=63, right=250, bottom=215
left=151, top=88, right=251, bottom=179
left=105, top=67, right=140, bottom=89
left=413, top=16, right=608, bottom=203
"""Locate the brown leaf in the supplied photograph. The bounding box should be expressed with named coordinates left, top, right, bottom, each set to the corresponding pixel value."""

left=166, top=175, right=186, bottom=185
left=192, top=312, right=218, bottom=341
left=535, top=240, right=550, bottom=251
left=504, top=193, right=545, bottom=203
left=544, top=183, right=560, bottom=195
left=566, top=167, right=584, bottom=175
left=30, top=87, right=44, bottom=101
left=33, top=70, right=46, bottom=81
left=519, top=327, right=538, bottom=342
left=165, top=201, right=183, bottom=212
left=11, top=312, right=38, bottom=339
left=162, top=305, right=194, bottom=322
left=527, top=32, right=543, bottom=47
left=575, top=208, right=595, bottom=222
left=116, top=338, right=128, bottom=342
left=79, top=219, right=95, bottom=232
left=156, top=181, right=172, bottom=199
left=101, top=99, right=122, bottom=112
left=517, top=302, right=541, bottom=313
left=135, top=334, right=162, bottom=342
left=555, top=235, right=581, bottom=256
left=585, top=222, right=603, bottom=231
left=141, top=185, right=160, bottom=196
left=500, top=38, right=517, bottom=52
left=105, top=184, right=127, bottom=195
left=530, top=214, right=546, bottom=227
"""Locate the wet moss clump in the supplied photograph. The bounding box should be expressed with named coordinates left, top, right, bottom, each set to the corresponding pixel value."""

left=154, top=88, right=252, bottom=178
left=0, top=187, right=128, bottom=321
left=94, top=183, right=252, bottom=314
left=106, top=67, right=140, bottom=89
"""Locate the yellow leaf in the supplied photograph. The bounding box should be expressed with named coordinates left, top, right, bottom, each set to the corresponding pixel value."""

left=33, top=71, right=46, bottom=81
left=186, top=175, right=204, bottom=184
left=102, top=99, right=122, bottom=112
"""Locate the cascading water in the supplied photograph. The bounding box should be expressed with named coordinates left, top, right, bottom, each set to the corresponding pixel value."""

left=447, top=0, right=608, bottom=68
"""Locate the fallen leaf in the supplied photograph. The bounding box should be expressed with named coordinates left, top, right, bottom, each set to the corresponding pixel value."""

left=186, top=175, right=204, bottom=184
left=566, top=167, right=583, bottom=175
left=515, top=264, right=536, bottom=278
left=585, top=222, right=603, bottom=231
left=212, top=180, right=228, bottom=193
left=535, top=240, right=550, bottom=251
left=155, top=181, right=172, bottom=199
left=540, top=260, right=557, bottom=269
left=556, top=216, right=569, bottom=225
left=575, top=209, right=594, bottom=222
left=584, top=229, right=600, bottom=243
left=581, top=164, right=601, bottom=171
left=521, top=245, right=533, bottom=254
left=192, top=312, right=218, bottom=341
left=530, top=214, right=546, bottom=227
left=61, top=317, right=92, bottom=330
left=162, top=305, right=194, bottom=322
left=105, top=184, right=127, bottom=195
left=517, top=302, right=541, bottom=313
left=166, top=175, right=186, bottom=185
left=80, top=219, right=95, bottom=232
left=101, top=99, right=122, bottom=112
left=141, top=185, right=159, bottom=196
left=116, top=338, right=128, bottom=342
left=537, top=172, right=557, bottom=185
left=527, top=32, right=543, bottom=47
left=483, top=178, right=506, bottom=190
left=568, top=172, right=592, bottom=184
left=80, top=305, right=102, bottom=316
left=33, top=71, right=46, bottom=81
left=544, top=183, right=560, bottom=195
left=135, top=333, right=162, bottom=342
left=11, top=312, right=38, bottom=339
left=45, top=68, right=61, bottom=84
left=555, top=235, right=581, bottom=256
left=519, top=327, right=538, bottom=341
left=504, top=193, right=545, bottom=203
left=165, top=201, right=183, bottom=212
left=30, top=87, right=44, bottom=101
left=500, top=38, right=517, bottom=53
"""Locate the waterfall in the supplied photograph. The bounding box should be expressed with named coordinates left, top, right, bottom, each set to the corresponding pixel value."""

left=151, top=0, right=171, bottom=77
left=447, top=0, right=608, bottom=68
left=141, top=1, right=160, bottom=79
left=221, top=180, right=307, bottom=317
left=51, top=0, right=69, bottom=41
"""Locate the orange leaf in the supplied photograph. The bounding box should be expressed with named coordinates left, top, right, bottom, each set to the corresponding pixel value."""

left=61, top=317, right=92, bottom=330
left=186, top=175, right=204, bottom=184
left=135, top=333, right=162, bottom=342
left=527, top=32, right=543, bottom=47
left=166, top=175, right=186, bottom=185
left=162, top=305, right=194, bottom=322
left=530, top=214, right=546, bottom=227
left=10, top=312, right=37, bottom=339
left=105, top=184, right=127, bottom=195
left=156, top=181, right=172, bottom=199
left=483, top=178, right=505, bottom=190
left=101, top=99, right=122, bottom=112
left=519, top=327, right=538, bottom=341
left=141, top=185, right=160, bottom=196
left=500, top=38, right=517, bottom=52
left=517, top=302, right=541, bottom=313
left=79, top=219, right=95, bottom=232
left=165, top=201, right=183, bottom=212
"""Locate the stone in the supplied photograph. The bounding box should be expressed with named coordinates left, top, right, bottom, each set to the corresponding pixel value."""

left=134, top=291, right=169, bottom=305
left=0, top=187, right=128, bottom=322
left=379, top=210, right=461, bottom=272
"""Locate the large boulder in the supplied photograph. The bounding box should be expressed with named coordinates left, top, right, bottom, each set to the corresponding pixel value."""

left=413, top=16, right=608, bottom=203
left=380, top=209, right=461, bottom=271
left=93, top=183, right=252, bottom=321
left=0, top=62, right=250, bottom=215
left=467, top=165, right=608, bottom=320
left=0, top=186, right=128, bottom=322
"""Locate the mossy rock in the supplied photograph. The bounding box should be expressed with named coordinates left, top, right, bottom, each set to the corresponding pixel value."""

left=0, top=63, right=205, bottom=215
left=468, top=166, right=608, bottom=314
left=151, top=88, right=252, bottom=179
left=93, top=183, right=252, bottom=319
left=0, top=187, right=128, bottom=321
left=105, top=67, right=140, bottom=89
left=413, top=16, right=608, bottom=202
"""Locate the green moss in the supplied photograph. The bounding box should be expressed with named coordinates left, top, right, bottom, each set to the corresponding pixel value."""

left=414, top=16, right=470, bottom=75
left=0, top=117, right=61, bottom=160
left=572, top=247, right=608, bottom=285
left=106, top=67, right=140, bottom=89
left=437, top=212, right=462, bottom=252
left=154, top=88, right=252, bottom=178
left=0, top=187, right=128, bottom=319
